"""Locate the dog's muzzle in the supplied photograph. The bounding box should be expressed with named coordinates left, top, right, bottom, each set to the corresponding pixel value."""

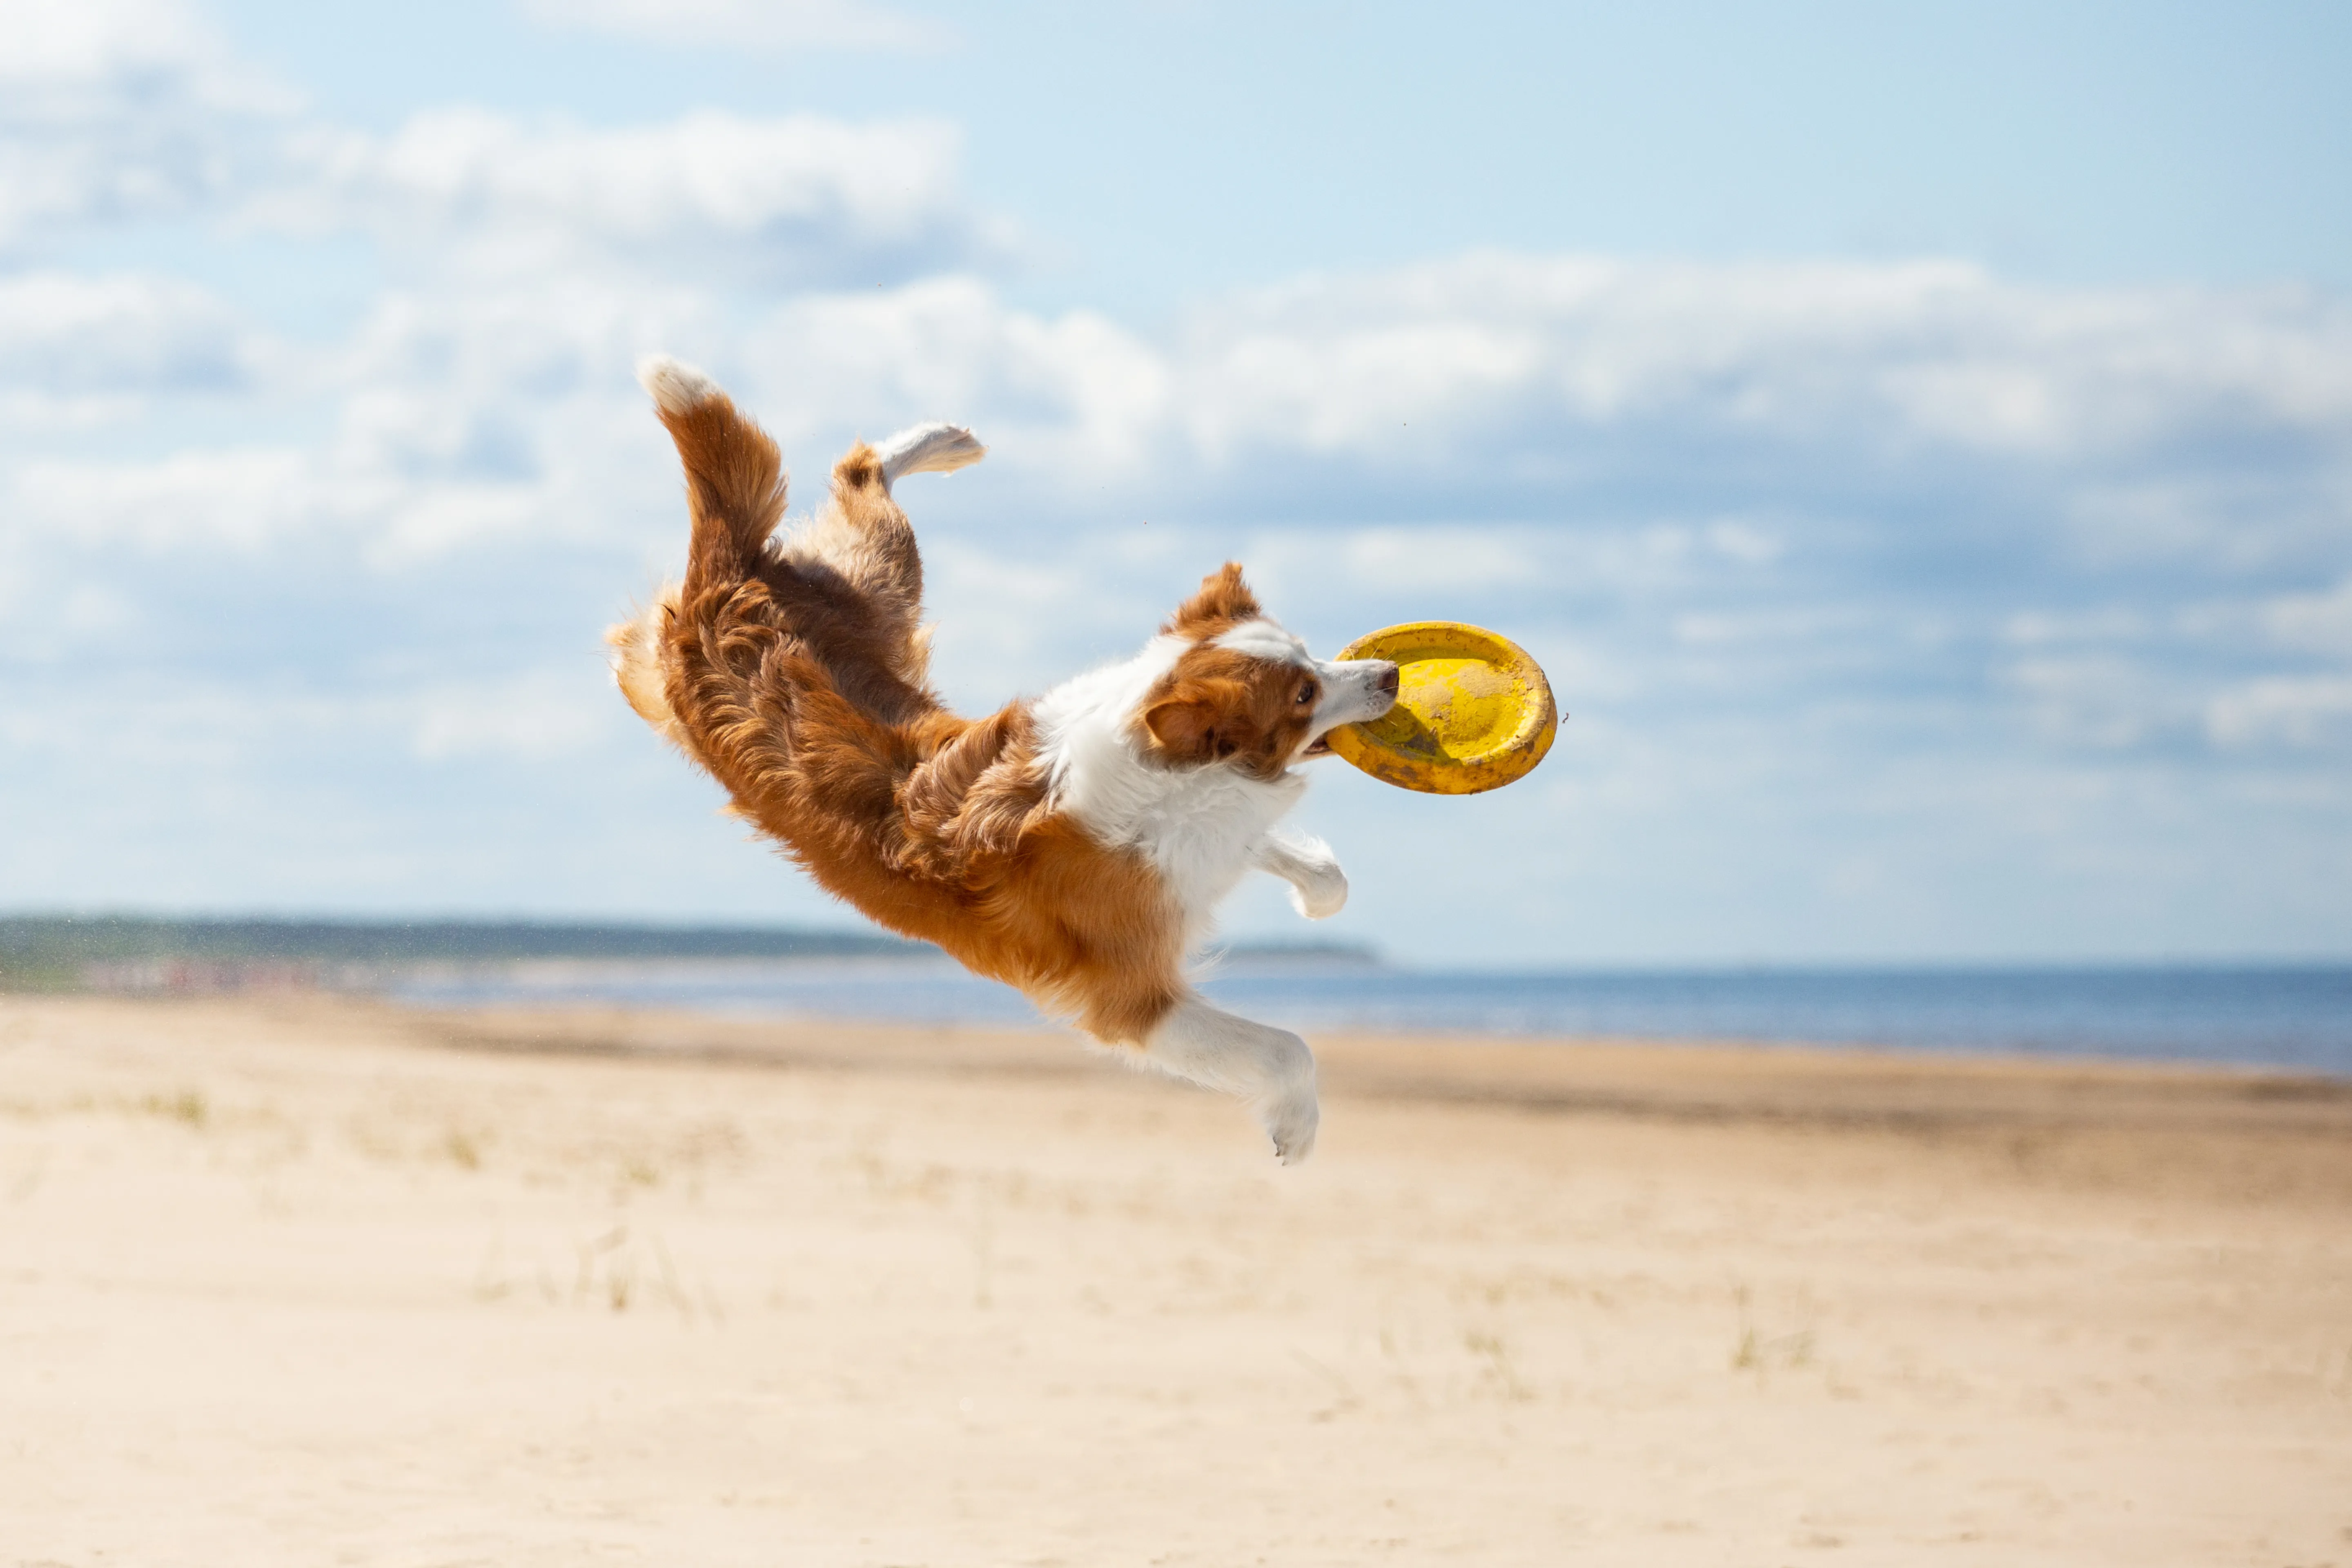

left=1303, top=659, right=1401, bottom=755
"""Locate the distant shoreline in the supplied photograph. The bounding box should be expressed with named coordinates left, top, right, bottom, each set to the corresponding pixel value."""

left=6, top=911, right=2343, bottom=982
left=7, top=913, right=2347, bottom=1076
left=0, top=913, right=1378, bottom=993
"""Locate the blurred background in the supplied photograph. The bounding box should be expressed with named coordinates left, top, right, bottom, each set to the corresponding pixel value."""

left=3, top=0, right=2348, bottom=979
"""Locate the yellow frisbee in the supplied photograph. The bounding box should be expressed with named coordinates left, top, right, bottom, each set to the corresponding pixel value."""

left=1324, top=622, right=1559, bottom=795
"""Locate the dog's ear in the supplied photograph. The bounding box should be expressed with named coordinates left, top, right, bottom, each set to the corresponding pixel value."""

left=1143, top=679, right=1261, bottom=766
left=1163, top=562, right=1261, bottom=637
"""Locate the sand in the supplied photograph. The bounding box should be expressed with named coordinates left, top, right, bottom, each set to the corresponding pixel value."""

left=2, top=993, right=2348, bottom=1567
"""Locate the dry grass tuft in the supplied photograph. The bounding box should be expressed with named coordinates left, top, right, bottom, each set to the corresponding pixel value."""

left=137, top=1089, right=208, bottom=1129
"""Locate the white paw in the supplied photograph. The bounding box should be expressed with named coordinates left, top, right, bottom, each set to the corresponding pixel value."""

left=1285, top=863, right=1348, bottom=920
left=876, top=421, right=987, bottom=485
left=1258, top=1078, right=1320, bottom=1165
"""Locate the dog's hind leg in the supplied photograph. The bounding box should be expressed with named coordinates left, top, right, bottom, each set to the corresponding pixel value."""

left=605, top=584, right=688, bottom=748
left=1140, top=996, right=1320, bottom=1164
left=786, top=425, right=985, bottom=686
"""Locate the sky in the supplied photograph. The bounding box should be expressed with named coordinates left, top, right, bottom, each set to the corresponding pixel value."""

left=2, top=0, right=2348, bottom=966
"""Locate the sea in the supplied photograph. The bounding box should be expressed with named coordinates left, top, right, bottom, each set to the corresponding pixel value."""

left=391, top=958, right=2352, bottom=1077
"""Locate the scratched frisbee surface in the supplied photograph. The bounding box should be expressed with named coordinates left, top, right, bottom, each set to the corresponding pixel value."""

left=1325, top=622, right=1559, bottom=795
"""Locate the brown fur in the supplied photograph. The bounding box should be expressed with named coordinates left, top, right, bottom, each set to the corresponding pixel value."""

left=1121, top=562, right=1318, bottom=775
left=1163, top=561, right=1261, bottom=636
left=1141, top=646, right=1320, bottom=779
left=613, top=385, right=1223, bottom=1045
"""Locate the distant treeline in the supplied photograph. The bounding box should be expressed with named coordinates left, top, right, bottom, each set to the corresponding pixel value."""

left=0, top=915, right=929, bottom=991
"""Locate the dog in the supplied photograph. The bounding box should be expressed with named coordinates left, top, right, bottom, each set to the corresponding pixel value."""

left=608, top=358, right=1399, bottom=1163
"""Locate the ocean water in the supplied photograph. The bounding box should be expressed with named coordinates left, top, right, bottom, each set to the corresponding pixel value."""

left=390, top=959, right=2352, bottom=1076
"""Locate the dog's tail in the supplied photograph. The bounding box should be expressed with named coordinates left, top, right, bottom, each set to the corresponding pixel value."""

left=606, top=356, right=790, bottom=751
left=638, top=356, right=786, bottom=572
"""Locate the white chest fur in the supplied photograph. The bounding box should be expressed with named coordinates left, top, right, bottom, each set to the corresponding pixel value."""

left=1033, top=637, right=1309, bottom=938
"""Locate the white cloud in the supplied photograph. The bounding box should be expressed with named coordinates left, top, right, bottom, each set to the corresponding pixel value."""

left=2000, top=607, right=2153, bottom=647
left=4, top=439, right=560, bottom=561
left=0, top=0, right=987, bottom=285
left=670, top=261, right=2352, bottom=516
left=411, top=672, right=614, bottom=761
left=1172, top=255, right=2352, bottom=471
left=0, top=271, right=257, bottom=394
left=267, top=108, right=999, bottom=285
left=514, top=0, right=932, bottom=51
left=0, top=664, right=623, bottom=776
left=1670, top=608, right=1867, bottom=648
left=2206, top=676, right=2352, bottom=750
left=1333, top=528, right=1535, bottom=592
left=0, top=0, right=196, bottom=76
left=2002, top=655, right=2194, bottom=751
left=10, top=448, right=316, bottom=550
left=0, top=0, right=292, bottom=247
left=739, top=276, right=1165, bottom=471
left=2261, top=575, right=2352, bottom=657
left=8, top=252, right=2339, bottom=550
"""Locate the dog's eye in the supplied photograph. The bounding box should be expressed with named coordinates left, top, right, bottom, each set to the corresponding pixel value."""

left=1296, top=683, right=1316, bottom=706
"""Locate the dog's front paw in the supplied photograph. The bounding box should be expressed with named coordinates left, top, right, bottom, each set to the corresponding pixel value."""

left=1285, top=862, right=1348, bottom=921
left=1260, top=1081, right=1321, bottom=1165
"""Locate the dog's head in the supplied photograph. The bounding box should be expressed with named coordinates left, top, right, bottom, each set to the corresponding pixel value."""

left=1138, top=564, right=1400, bottom=779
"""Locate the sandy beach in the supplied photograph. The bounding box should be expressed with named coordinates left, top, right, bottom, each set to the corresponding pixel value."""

left=3, top=993, right=2348, bottom=1566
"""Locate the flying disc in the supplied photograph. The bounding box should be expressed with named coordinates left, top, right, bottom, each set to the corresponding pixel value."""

left=1324, top=622, right=1559, bottom=795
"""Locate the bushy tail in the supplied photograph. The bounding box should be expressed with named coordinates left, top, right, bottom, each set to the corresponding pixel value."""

left=606, top=355, right=791, bottom=751
left=638, top=355, right=787, bottom=575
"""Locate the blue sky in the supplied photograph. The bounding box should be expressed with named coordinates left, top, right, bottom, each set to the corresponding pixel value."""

left=3, top=0, right=2348, bottom=964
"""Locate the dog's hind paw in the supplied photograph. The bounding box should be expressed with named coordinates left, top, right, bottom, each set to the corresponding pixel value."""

left=1261, top=1084, right=1320, bottom=1166
left=876, top=421, right=987, bottom=486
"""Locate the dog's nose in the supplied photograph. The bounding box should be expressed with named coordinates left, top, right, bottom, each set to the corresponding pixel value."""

left=1375, top=662, right=1400, bottom=697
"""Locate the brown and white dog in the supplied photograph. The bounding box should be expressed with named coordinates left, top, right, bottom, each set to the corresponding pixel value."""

left=608, top=359, right=1398, bottom=1162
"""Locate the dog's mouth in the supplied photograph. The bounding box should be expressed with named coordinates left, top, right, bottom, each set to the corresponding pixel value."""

left=1303, top=735, right=1334, bottom=758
